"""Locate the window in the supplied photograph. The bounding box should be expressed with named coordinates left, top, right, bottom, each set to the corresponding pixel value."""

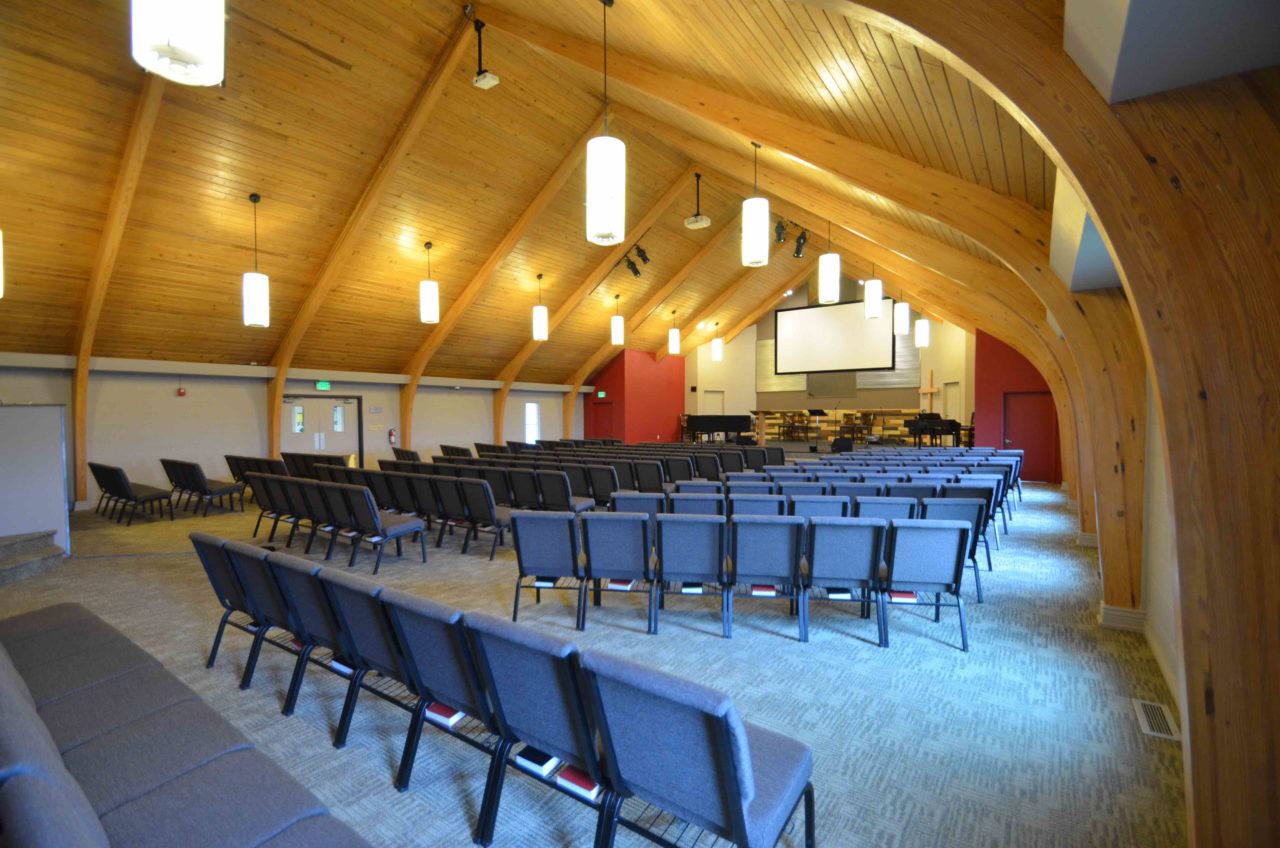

left=332, top=404, right=345, bottom=433
left=524, top=401, right=541, bottom=444
left=292, top=405, right=305, bottom=433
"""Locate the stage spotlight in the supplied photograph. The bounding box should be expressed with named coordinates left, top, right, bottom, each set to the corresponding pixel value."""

left=774, top=218, right=787, bottom=243
left=635, top=245, right=650, bottom=264
left=793, top=229, right=808, bottom=259
left=625, top=255, right=641, bottom=277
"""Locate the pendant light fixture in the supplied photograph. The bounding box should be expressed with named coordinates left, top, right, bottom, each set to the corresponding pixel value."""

left=610, top=294, right=624, bottom=345
left=863, top=263, right=883, bottom=319
left=817, top=221, right=840, bottom=304
left=668, top=310, right=680, bottom=355
left=419, top=242, right=439, bottom=324
left=585, top=0, right=625, bottom=246
left=130, top=0, right=226, bottom=86
left=894, top=301, right=911, bottom=335
left=242, top=193, right=269, bottom=328
left=741, top=142, right=770, bottom=267
left=711, top=323, right=723, bottom=362
left=915, top=318, right=931, bottom=348
left=532, top=273, right=549, bottom=341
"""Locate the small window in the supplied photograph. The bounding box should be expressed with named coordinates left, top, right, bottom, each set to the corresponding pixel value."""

left=332, top=404, right=345, bottom=433
left=524, top=402, right=541, bottom=444
left=292, top=405, right=305, bottom=433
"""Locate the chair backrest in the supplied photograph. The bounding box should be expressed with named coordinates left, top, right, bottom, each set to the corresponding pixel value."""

left=458, top=478, right=499, bottom=525
left=668, top=493, right=726, bottom=516
left=581, top=512, right=652, bottom=581
left=806, top=517, right=886, bottom=588
left=432, top=476, right=470, bottom=523
left=535, top=470, right=576, bottom=511
left=741, top=447, right=767, bottom=471
left=464, top=613, right=599, bottom=776
left=941, top=482, right=999, bottom=517
left=607, top=459, right=637, bottom=490
left=363, top=470, right=396, bottom=511
left=561, top=464, right=593, bottom=499
left=405, top=473, right=443, bottom=517
left=383, top=471, right=420, bottom=514
left=886, top=483, right=939, bottom=501
left=578, top=650, right=754, bottom=841
left=727, top=494, right=786, bottom=516
left=510, top=511, right=580, bottom=578
left=189, top=532, right=247, bottom=613
left=724, top=472, right=766, bottom=482
left=343, top=484, right=386, bottom=536
left=159, top=458, right=183, bottom=490
left=777, top=481, right=828, bottom=497
left=392, top=447, right=422, bottom=462
left=921, top=498, right=985, bottom=558
left=380, top=590, right=490, bottom=724
left=764, top=446, right=786, bottom=465
left=833, top=481, right=883, bottom=500
left=222, top=541, right=291, bottom=631
left=861, top=473, right=907, bottom=485
left=855, top=496, right=918, bottom=520
left=692, top=454, right=721, bottom=481
left=719, top=451, right=746, bottom=473
left=506, top=468, right=542, bottom=509
left=317, top=568, right=398, bottom=677
left=729, top=515, right=804, bottom=583
left=633, top=460, right=666, bottom=493
left=675, top=480, right=724, bottom=495
left=587, top=465, right=620, bottom=506
left=655, top=514, right=726, bottom=583
left=297, top=478, right=334, bottom=528
left=910, top=474, right=955, bottom=486
left=320, top=481, right=358, bottom=533
left=884, top=519, right=970, bottom=593
left=788, top=494, right=850, bottom=518
left=725, top=481, right=777, bottom=496
left=264, top=553, right=341, bottom=652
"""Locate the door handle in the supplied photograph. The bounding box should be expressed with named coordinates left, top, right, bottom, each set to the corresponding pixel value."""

left=1003, top=438, right=1014, bottom=445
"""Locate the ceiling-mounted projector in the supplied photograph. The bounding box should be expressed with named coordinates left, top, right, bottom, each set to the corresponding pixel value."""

left=683, top=172, right=711, bottom=229
left=473, top=70, right=500, bottom=90
left=471, top=17, right=498, bottom=89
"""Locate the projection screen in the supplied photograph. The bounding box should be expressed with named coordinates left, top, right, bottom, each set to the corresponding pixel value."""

left=774, top=299, right=896, bottom=374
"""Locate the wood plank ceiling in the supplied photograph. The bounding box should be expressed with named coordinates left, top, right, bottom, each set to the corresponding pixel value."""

left=0, top=0, right=1054, bottom=385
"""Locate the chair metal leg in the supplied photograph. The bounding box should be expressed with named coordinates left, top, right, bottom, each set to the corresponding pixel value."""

left=488, top=530, right=499, bottom=561
left=422, top=532, right=430, bottom=563
left=971, top=557, right=984, bottom=603
left=957, top=595, right=970, bottom=652
left=803, top=782, right=816, bottom=848
left=325, top=532, right=338, bottom=560
left=647, top=582, right=657, bottom=635
left=722, top=587, right=733, bottom=639
left=593, top=579, right=602, bottom=607
left=333, top=668, right=367, bottom=748
left=167, top=498, right=175, bottom=520
left=373, top=543, right=385, bottom=575
left=240, top=625, right=270, bottom=689
left=125, top=503, right=137, bottom=526
left=982, top=535, right=993, bottom=570
left=934, top=592, right=942, bottom=623
left=395, top=537, right=403, bottom=557
left=207, top=610, right=232, bottom=668
left=1001, top=502, right=1009, bottom=532
left=474, top=739, right=512, bottom=846
left=304, top=526, right=319, bottom=555
left=877, top=593, right=889, bottom=648
left=799, top=587, right=809, bottom=643
left=576, top=582, right=587, bottom=631
left=435, top=519, right=448, bottom=548
left=460, top=523, right=472, bottom=554
left=282, top=645, right=314, bottom=716
left=286, top=521, right=299, bottom=548
left=992, top=519, right=1001, bottom=550
left=511, top=577, right=522, bottom=622
left=94, top=492, right=106, bottom=514
left=347, top=538, right=360, bottom=568
left=395, top=698, right=429, bottom=792
left=594, top=791, right=623, bottom=848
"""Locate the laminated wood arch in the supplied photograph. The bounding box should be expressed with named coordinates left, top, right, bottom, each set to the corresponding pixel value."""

left=794, top=3, right=1280, bottom=845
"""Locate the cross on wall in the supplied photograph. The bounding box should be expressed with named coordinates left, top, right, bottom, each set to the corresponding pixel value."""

left=919, top=369, right=940, bottom=413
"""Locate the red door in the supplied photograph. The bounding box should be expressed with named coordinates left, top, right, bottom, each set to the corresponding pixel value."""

left=586, top=400, right=614, bottom=440
left=1002, top=391, right=1060, bottom=482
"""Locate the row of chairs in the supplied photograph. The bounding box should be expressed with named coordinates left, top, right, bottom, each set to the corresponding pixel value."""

left=244, top=473, right=425, bottom=573
left=191, top=533, right=816, bottom=848
left=160, top=458, right=245, bottom=515
left=510, top=509, right=976, bottom=649
left=87, top=462, right=174, bottom=525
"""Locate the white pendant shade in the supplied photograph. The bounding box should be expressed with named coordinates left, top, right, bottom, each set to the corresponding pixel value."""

left=585, top=135, right=626, bottom=245
left=741, top=196, right=770, bottom=267
left=915, top=318, right=931, bottom=348
left=894, top=301, right=911, bottom=335
left=532, top=304, right=549, bottom=341
left=610, top=313, right=624, bottom=345
left=131, top=0, right=225, bottom=86
left=863, top=277, right=883, bottom=318
left=0, top=230, right=5, bottom=299
left=668, top=327, right=680, bottom=356
left=242, top=272, right=269, bottom=328
left=817, top=252, right=840, bottom=304
left=711, top=336, right=724, bottom=362
left=419, top=279, right=439, bottom=324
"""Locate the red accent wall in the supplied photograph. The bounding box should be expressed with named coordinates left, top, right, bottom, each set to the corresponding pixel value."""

left=974, top=331, right=1061, bottom=482
left=584, top=349, right=685, bottom=443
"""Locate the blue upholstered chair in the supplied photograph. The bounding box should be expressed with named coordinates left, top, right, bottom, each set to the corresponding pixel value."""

left=315, top=568, right=392, bottom=747
left=803, top=517, right=887, bottom=644
left=580, top=512, right=656, bottom=633
left=510, top=510, right=586, bottom=629
left=655, top=514, right=730, bottom=637
left=921, top=497, right=990, bottom=602
left=882, top=519, right=972, bottom=651
left=728, top=494, right=786, bottom=517
left=854, top=495, right=919, bottom=521
left=263, top=551, right=339, bottom=717
left=728, top=515, right=806, bottom=640
left=669, top=493, right=726, bottom=516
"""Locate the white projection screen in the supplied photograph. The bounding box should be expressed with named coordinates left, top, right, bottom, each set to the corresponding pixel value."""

left=774, top=299, right=896, bottom=374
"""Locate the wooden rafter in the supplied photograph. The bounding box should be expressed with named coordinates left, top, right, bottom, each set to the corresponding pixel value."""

left=720, top=258, right=818, bottom=346
left=265, top=11, right=473, bottom=456
left=71, top=73, right=166, bottom=500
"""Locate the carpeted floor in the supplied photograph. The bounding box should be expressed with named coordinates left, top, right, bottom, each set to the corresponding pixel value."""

left=0, top=484, right=1185, bottom=847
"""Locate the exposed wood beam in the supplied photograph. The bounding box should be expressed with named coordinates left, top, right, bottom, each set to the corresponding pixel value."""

left=721, top=258, right=818, bottom=347
left=398, top=112, right=605, bottom=447
left=266, top=11, right=473, bottom=456
left=72, top=73, right=166, bottom=500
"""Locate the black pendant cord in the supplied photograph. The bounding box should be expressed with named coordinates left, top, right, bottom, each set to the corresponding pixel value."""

left=537, top=273, right=543, bottom=305
left=827, top=220, right=832, bottom=251
left=602, top=1, right=609, bottom=133
left=252, top=202, right=259, bottom=272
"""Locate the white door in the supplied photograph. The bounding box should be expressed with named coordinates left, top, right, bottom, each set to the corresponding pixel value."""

left=943, top=382, right=961, bottom=419
left=280, top=397, right=360, bottom=461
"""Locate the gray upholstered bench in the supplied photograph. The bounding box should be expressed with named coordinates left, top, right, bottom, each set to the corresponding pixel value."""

left=0, top=603, right=369, bottom=847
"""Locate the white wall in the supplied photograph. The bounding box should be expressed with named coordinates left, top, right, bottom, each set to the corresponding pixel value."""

left=1142, top=376, right=1183, bottom=716
left=688, top=326, right=758, bottom=415
left=0, top=367, right=75, bottom=498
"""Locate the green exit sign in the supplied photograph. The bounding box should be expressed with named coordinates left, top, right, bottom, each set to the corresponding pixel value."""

left=597, top=390, right=606, bottom=398
left=315, top=381, right=331, bottom=391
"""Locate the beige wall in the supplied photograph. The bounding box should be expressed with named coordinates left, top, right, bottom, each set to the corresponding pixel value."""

left=687, top=326, right=758, bottom=415
left=918, top=320, right=974, bottom=424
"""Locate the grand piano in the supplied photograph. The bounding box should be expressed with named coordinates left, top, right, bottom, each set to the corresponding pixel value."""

left=685, top=414, right=754, bottom=442
left=906, top=412, right=962, bottom=447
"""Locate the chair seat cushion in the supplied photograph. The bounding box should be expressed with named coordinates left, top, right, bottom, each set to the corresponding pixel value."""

left=570, top=497, right=595, bottom=512
left=380, top=512, right=425, bottom=537
left=743, top=721, right=813, bottom=848
left=20, top=636, right=158, bottom=707
left=131, top=484, right=171, bottom=500
left=205, top=478, right=244, bottom=494
left=494, top=505, right=513, bottom=526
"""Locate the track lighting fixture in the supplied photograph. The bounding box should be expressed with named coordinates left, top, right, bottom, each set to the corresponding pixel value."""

left=611, top=294, right=624, bottom=345
left=242, top=193, right=269, bottom=328
left=774, top=218, right=787, bottom=244
left=532, top=273, right=549, bottom=341
left=471, top=19, right=500, bottom=89
left=793, top=229, right=808, bottom=259
left=635, top=245, right=650, bottom=264
left=624, top=255, right=641, bottom=277
left=419, top=242, right=439, bottom=324
left=586, top=0, right=625, bottom=245
left=741, top=142, right=770, bottom=267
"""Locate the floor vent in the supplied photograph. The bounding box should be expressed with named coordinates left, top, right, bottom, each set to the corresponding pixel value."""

left=1132, top=698, right=1181, bottom=741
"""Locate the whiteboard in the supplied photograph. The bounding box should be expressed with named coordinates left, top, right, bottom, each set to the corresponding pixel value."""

left=775, top=299, right=896, bottom=374
left=0, top=405, right=71, bottom=554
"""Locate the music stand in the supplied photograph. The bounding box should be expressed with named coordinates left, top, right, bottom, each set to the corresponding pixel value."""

left=807, top=409, right=826, bottom=453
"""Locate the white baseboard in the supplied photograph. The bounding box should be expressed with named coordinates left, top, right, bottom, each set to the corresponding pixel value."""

left=1145, top=625, right=1184, bottom=716
left=1076, top=532, right=1098, bottom=547
left=1099, top=604, right=1146, bottom=632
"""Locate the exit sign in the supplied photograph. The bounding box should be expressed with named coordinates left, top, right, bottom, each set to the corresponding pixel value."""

left=597, top=390, right=606, bottom=398
left=315, top=381, right=331, bottom=391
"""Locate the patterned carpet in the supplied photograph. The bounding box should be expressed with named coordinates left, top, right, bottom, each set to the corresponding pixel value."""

left=0, top=484, right=1186, bottom=847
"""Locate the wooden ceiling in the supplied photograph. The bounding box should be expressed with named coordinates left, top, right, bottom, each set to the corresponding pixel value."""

left=0, top=0, right=1055, bottom=385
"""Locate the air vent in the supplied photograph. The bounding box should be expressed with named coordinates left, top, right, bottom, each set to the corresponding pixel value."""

left=1132, top=698, right=1181, bottom=741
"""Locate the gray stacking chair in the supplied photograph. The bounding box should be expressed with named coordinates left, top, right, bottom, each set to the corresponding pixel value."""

left=832, top=481, right=883, bottom=500
left=380, top=590, right=493, bottom=792
left=803, top=517, right=887, bottom=644
left=342, top=483, right=426, bottom=574
left=886, top=482, right=940, bottom=501
left=587, top=465, right=620, bottom=507
left=942, top=480, right=1002, bottom=549
left=676, top=480, right=724, bottom=495
left=728, top=494, right=787, bottom=516
left=611, top=491, right=666, bottom=543
left=479, top=466, right=515, bottom=507
left=463, top=613, right=608, bottom=847
left=537, top=470, right=595, bottom=513
left=633, top=460, right=667, bottom=494
left=580, top=512, right=656, bottom=633
left=788, top=495, right=850, bottom=519
left=922, top=498, right=990, bottom=602
left=561, top=464, right=594, bottom=501
left=777, top=481, right=828, bottom=498
left=432, top=476, right=471, bottom=549
left=741, top=446, right=768, bottom=471
left=263, top=552, right=344, bottom=716
left=578, top=650, right=815, bottom=848
left=726, top=481, right=777, bottom=496
left=669, top=493, right=726, bottom=516
left=655, top=514, right=730, bottom=637
left=607, top=459, right=637, bottom=491
left=724, top=471, right=767, bottom=482
left=663, top=456, right=696, bottom=485
left=315, top=568, right=393, bottom=747
left=510, top=511, right=586, bottom=629
left=507, top=468, right=543, bottom=510
left=189, top=532, right=251, bottom=669
left=458, top=478, right=512, bottom=560
left=728, top=515, right=806, bottom=640
left=719, top=450, right=746, bottom=473
left=855, top=495, right=919, bottom=521
left=693, top=453, right=722, bottom=481
left=221, top=541, right=295, bottom=691
left=882, top=519, right=972, bottom=651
